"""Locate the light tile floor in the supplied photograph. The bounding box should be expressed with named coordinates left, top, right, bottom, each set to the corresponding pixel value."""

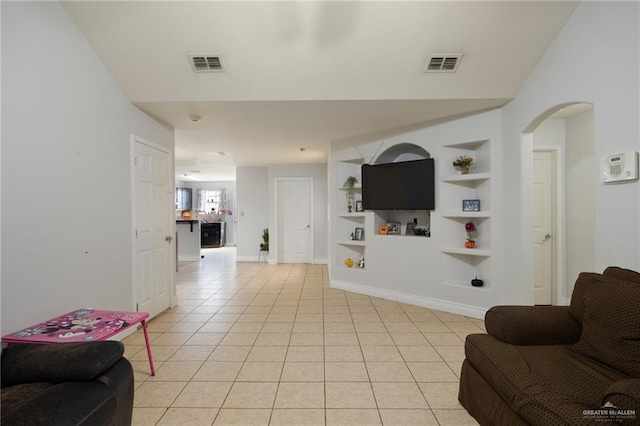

left=127, top=247, right=481, bottom=425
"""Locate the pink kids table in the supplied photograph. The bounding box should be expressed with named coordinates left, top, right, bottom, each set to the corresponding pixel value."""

left=2, top=308, right=155, bottom=376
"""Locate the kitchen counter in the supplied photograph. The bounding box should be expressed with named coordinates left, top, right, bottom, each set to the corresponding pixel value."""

left=176, top=219, right=199, bottom=232
left=176, top=220, right=200, bottom=261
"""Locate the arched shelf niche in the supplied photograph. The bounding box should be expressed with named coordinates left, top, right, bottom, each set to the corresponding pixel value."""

left=373, top=143, right=430, bottom=164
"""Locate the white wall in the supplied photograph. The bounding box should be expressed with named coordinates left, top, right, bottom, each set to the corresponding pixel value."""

left=236, top=167, right=269, bottom=260
left=565, top=109, right=596, bottom=284
left=502, top=1, right=640, bottom=303
left=268, top=163, right=328, bottom=264
left=1, top=2, right=174, bottom=334
left=532, top=119, right=565, bottom=148
left=328, top=1, right=639, bottom=316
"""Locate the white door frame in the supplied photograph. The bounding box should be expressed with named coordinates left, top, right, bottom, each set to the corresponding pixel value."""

left=273, top=177, right=314, bottom=264
left=130, top=134, right=176, bottom=311
left=527, top=144, right=567, bottom=305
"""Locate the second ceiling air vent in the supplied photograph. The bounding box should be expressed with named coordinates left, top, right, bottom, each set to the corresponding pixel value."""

left=189, top=55, right=224, bottom=72
left=424, top=53, right=463, bottom=73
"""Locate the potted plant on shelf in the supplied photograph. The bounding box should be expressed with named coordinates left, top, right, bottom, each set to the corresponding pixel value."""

left=453, top=155, right=474, bottom=175
left=260, top=228, right=269, bottom=251
left=465, top=221, right=478, bottom=248
left=343, top=176, right=358, bottom=212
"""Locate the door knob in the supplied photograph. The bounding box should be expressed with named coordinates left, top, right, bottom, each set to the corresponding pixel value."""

left=166, top=235, right=173, bottom=242
left=542, top=233, right=551, bottom=242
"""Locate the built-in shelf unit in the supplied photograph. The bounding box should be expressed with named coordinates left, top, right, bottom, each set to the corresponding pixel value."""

left=440, top=139, right=492, bottom=289
left=336, top=161, right=366, bottom=270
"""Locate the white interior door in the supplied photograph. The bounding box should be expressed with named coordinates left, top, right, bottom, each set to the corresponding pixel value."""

left=532, top=151, right=555, bottom=305
left=278, top=179, right=312, bottom=263
left=134, top=138, right=172, bottom=318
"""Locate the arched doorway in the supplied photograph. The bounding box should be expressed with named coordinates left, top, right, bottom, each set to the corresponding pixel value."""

left=521, top=103, right=595, bottom=305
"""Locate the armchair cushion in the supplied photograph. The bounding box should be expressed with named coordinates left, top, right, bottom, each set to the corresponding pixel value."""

left=574, top=278, right=640, bottom=377
left=1, top=341, right=124, bottom=388
left=464, top=334, right=626, bottom=425
left=485, top=305, right=581, bottom=345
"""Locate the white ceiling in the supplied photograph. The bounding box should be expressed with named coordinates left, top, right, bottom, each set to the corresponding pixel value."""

left=62, top=1, right=579, bottom=181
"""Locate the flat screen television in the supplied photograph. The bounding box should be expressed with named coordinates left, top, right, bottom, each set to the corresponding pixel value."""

left=361, top=159, right=435, bottom=210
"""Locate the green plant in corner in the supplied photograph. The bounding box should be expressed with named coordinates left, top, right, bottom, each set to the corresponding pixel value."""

left=343, top=176, right=358, bottom=212
left=260, top=228, right=269, bottom=251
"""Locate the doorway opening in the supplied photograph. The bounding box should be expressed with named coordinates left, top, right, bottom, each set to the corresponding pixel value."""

left=521, top=103, right=595, bottom=305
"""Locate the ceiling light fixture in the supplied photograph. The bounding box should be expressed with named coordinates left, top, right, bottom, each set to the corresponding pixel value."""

left=190, top=115, right=201, bottom=122
left=299, top=148, right=306, bottom=152
left=181, top=174, right=203, bottom=181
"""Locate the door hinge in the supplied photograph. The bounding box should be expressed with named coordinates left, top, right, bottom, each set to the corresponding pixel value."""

left=136, top=303, right=139, bottom=312
left=135, top=229, right=138, bottom=238
left=134, top=157, right=137, bottom=166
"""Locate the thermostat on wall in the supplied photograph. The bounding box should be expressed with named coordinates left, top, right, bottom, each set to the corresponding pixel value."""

left=600, top=151, right=639, bottom=183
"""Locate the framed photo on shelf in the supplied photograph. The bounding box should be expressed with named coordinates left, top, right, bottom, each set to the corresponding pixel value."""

left=355, top=201, right=363, bottom=212
left=462, top=199, right=480, bottom=212
left=354, top=227, right=364, bottom=241
left=406, top=222, right=415, bottom=235
left=386, top=223, right=400, bottom=234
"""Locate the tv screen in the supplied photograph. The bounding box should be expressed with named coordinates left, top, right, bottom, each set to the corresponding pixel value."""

left=361, top=159, right=435, bottom=210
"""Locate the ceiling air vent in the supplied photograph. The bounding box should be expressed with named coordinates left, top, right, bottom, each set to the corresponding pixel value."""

left=188, top=55, right=224, bottom=73
left=423, top=53, right=462, bottom=73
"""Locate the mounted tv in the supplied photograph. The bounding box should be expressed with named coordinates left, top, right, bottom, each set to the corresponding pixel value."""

left=361, top=159, right=435, bottom=210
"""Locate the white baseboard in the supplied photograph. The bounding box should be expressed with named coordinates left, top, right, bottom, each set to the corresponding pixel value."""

left=330, top=279, right=488, bottom=320
left=236, top=255, right=262, bottom=262
left=236, top=257, right=328, bottom=265
left=178, top=255, right=200, bottom=262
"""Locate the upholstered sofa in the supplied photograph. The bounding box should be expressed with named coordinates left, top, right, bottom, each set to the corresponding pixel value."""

left=459, top=267, right=640, bottom=425
left=1, top=341, right=134, bottom=426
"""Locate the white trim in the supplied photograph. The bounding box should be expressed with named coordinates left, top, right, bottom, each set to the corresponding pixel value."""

left=130, top=135, right=177, bottom=313
left=273, top=177, right=314, bottom=264
left=520, top=134, right=535, bottom=305
left=330, top=279, right=487, bottom=320
left=533, top=145, right=566, bottom=305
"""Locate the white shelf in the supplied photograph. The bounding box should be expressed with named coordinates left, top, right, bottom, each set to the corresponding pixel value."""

left=442, top=139, right=489, bottom=150
left=338, top=265, right=366, bottom=271
left=441, top=248, right=491, bottom=257
left=338, top=213, right=366, bottom=218
left=338, top=240, right=366, bottom=247
left=442, top=280, right=491, bottom=292
left=440, top=172, right=490, bottom=183
left=441, top=211, right=491, bottom=219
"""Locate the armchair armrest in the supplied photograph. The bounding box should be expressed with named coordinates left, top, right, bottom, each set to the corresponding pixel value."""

left=485, top=305, right=582, bottom=345
left=602, top=379, right=640, bottom=412
left=1, top=341, right=124, bottom=388
left=2, top=382, right=117, bottom=426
